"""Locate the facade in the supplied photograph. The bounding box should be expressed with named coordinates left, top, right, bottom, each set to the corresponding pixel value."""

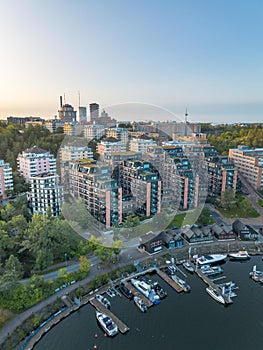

left=106, top=128, right=129, bottom=148
left=90, top=103, right=99, bottom=124
left=229, top=146, right=263, bottom=190
left=7, top=116, right=44, bottom=125
left=104, top=151, right=142, bottom=168
left=84, top=124, right=105, bottom=140
left=63, top=122, right=85, bottom=136
left=232, top=219, right=260, bottom=240
left=147, top=146, right=200, bottom=210
left=30, top=173, right=64, bottom=217
left=138, top=229, right=183, bottom=254
left=44, top=119, right=66, bottom=133
left=58, top=99, right=77, bottom=122
left=182, top=226, right=214, bottom=244
left=115, top=159, right=162, bottom=217
left=0, top=160, right=14, bottom=199
left=17, top=146, right=57, bottom=182
left=211, top=223, right=236, bottom=240
left=60, top=145, right=93, bottom=162
left=97, top=138, right=124, bottom=157
left=68, top=158, right=162, bottom=228
left=78, top=106, right=87, bottom=123
left=68, top=159, right=121, bottom=228
left=129, top=136, right=157, bottom=154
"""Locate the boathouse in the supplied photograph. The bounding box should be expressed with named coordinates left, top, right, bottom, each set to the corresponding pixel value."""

left=182, top=225, right=214, bottom=244
left=232, top=219, right=259, bottom=240
left=211, top=223, right=236, bottom=240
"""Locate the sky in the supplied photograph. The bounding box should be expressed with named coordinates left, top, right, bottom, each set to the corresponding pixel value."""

left=0, top=0, right=262, bottom=123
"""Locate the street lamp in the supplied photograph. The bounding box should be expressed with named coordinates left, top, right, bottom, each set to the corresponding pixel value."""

left=64, top=253, right=68, bottom=266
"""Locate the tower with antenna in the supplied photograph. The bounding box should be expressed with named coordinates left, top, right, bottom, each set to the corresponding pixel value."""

left=184, top=108, right=189, bottom=136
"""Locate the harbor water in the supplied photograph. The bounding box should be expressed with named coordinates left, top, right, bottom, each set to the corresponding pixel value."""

left=34, top=256, right=263, bottom=350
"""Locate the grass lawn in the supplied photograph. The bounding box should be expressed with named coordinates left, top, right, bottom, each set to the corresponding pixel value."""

left=166, top=213, right=186, bottom=229
left=217, top=196, right=260, bottom=218
left=258, top=199, right=263, bottom=208
left=0, top=307, right=15, bottom=329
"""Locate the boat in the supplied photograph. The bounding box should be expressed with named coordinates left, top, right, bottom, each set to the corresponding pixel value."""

left=96, top=311, right=118, bottom=336
left=140, top=277, right=167, bottom=299
left=95, top=294, right=111, bottom=309
left=229, top=250, right=250, bottom=261
left=249, top=265, right=263, bottom=282
left=206, top=287, right=225, bottom=304
left=131, top=278, right=160, bottom=304
left=133, top=295, right=147, bottom=312
left=200, top=264, right=223, bottom=276
left=171, top=275, right=191, bottom=292
left=196, top=254, right=227, bottom=266
left=118, top=284, right=134, bottom=299
left=182, top=261, right=194, bottom=273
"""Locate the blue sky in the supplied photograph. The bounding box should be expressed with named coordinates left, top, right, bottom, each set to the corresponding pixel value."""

left=0, top=0, right=262, bottom=122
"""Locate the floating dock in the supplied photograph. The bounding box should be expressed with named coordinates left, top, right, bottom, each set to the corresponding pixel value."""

left=195, top=267, right=232, bottom=304
left=156, top=268, right=183, bottom=292
left=90, top=298, right=129, bottom=334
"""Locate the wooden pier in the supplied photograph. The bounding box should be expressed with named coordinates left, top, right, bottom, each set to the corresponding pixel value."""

left=195, top=267, right=232, bottom=304
left=156, top=268, right=183, bottom=292
left=90, top=298, right=129, bottom=334
left=125, top=282, right=153, bottom=307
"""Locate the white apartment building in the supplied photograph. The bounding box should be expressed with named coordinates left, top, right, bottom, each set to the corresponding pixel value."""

left=84, top=124, right=105, bottom=140
left=106, top=128, right=129, bottom=147
left=129, top=137, right=157, bottom=154
left=60, top=145, right=93, bottom=162
left=0, top=160, right=14, bottom=198
left=30, top=173, right=64, bottom=217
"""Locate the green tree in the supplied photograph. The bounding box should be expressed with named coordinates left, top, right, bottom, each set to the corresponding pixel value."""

left=79, top=255, right=91, bottom=274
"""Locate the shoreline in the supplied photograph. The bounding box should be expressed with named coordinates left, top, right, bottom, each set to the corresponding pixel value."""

left=1, top=240, right=262, bottom=350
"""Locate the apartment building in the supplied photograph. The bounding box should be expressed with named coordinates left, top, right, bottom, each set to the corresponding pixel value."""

left=17, top=146, right=57, bottom=182
left=129, top=136, right=157, bottom=153
left=30, top=173, right=64, bottom=217
left=97, top=138, right=125, bottom=157
left=106, top=128, right=129, bottom=147
left=0, top=160, right=14, bottom=199
left=84, top=124, right=105, bottom=140
left=229, top=146, right=263, bottom=190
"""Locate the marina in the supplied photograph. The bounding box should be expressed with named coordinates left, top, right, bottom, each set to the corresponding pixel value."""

left=33, top=256, right=263, bottom=350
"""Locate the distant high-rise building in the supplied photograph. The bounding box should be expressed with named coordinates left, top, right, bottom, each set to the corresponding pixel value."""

left=78, top=106, right=87, bottom=123
left=58, top=96, right=77, bottom=122
left=90, top=103, right=99, bottom=123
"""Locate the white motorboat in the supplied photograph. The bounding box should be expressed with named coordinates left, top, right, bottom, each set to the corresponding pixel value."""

left=183, top=261, right=194, bottom=273
left=134, top=296, right=147, bottom=312
left=229, top=250, right=250, bottom=261
left=206, top=287, right=225, bottom=304
left=96, top=311, right=118, bottom=336
left=171, top=275, right=191, bottom=292
left=196, top=254, right=227, bottom=266
left=131, top=278, right=160, bottom=304
left=95, top=294, right=111, bottom=309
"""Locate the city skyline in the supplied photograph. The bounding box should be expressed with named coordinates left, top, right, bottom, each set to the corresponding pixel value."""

left=0, top=0, right=262, bottom=123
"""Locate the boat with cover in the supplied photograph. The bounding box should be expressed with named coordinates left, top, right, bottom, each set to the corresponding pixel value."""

left=118, top=284, right=134, bottom=299
left=196, top=254, right=227, bottom=266
left=131, top=278, right=160, bottom=304
left=229, top=250, right=250, bottom=261
left=133, top=295, right=147, bottom=312
left=96, top=311, right=118, bottom=336
left=171, top=275, right=191, bottom=292
left=183, top=261, right=194, bottom=273
left=206, top=287, right=225, bottom=304
left=217, top=281, right=239, bottom=290
left=95, top=294, right=111, bottom=309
